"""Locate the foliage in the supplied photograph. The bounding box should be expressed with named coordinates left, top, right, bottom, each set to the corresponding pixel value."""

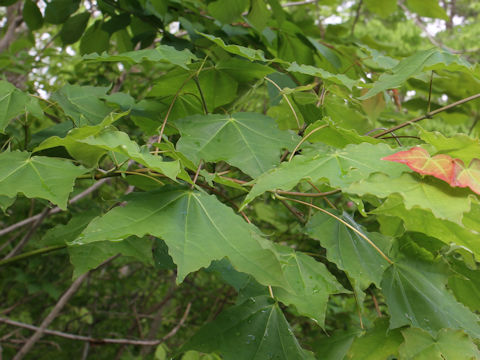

left=0, top=0, right=480, bottom=359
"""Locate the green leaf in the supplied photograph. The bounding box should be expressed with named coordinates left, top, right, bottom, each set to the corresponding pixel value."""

left=207, top=0, right=248, bottom=24
left=182, top=296, right=314, bottom=360
left=448, top=258, right=480, bottom=313
left=381, top=253, right=480, bottom=338
left=35, top=114, right=180, bottom=179
left=200, top=33, right=269, bottom=62
left=23, top=0, right=43, bottom=30
left=242, top=143, right=406, bottom=207
left=286, top=62, right=357, bottom=90
left=44, top=0, right=80, bottom=24
left=216, top=58, right=275, bottom=82
left=83, top=45, right=197, bottom=69
left=176, top=113, right=299, bottom=178
left=0, top=195, right=15, bottom=212
left=313, top=329, right=361, bottom=360
left=372, top=196, right=480, bottom=259
left=303, top=119, right=381, bottom=148
left=346, top=319, right=403, bottom=360
left=51, top=84, right=111, bottom=126
left=0, top=151, right=87, bottom=209
left=0, top=80, right=29, bottom=133
left=69, top=236, right=153, bottom=278
left=74, top=187, right=289, bottom=288
left=247, top=0, right=269, bottom=30
left=347, top=173, right=473, bottom=225
left=306, top=211, right=391, bottom=288
left=420, top=129, right=480, bottom=165
left=399, top=327, right=480, bottom=359
left=364, top=0, right=397, bottom=17
left=60, top=12, right=90, bottom=45
left=271, top=245, right=346, bottom=326
left=80, top=21, right=110, bottom=55
left=405, top=0, right=449, bottom=20
left=41, top=211, right=98, bottom=247
left=359, top=49, right=472, bottom=99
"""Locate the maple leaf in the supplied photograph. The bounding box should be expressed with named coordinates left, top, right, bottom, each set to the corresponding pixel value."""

left=382, top=147, right=455, bottom=183
left=453, top=158, right=480, bottom=195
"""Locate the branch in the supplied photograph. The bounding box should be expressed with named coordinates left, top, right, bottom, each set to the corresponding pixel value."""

left=0, top=178, right=109, bottom=238
left=12, top=273, right=90, bottom=360
left=0, top=302, right=191, bottom=347
left=2, top=208, right=50, bottom=260
left=372, top=92, right=480, bottom=138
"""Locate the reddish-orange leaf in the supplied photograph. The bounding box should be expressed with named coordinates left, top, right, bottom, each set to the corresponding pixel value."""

left=382, top=147, right=455, bottom=183
left=453, top=158, right=480, bottom=195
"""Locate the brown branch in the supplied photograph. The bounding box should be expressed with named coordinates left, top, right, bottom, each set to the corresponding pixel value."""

left=0, top=178, right=109, bottom=238
left=0, top=302, right=191, bottom=348
left=373, top=92, right=480, bottom=138
left=0, top=3, right=23, bottom=53
left=2, top=208, right=50, bottom=260
left=12, top=256, right=117, bottom=360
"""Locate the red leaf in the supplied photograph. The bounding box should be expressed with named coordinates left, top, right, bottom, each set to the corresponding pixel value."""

left=382, top=147, right=455, bottom=183
left=453, top=158, right=480, bottom=195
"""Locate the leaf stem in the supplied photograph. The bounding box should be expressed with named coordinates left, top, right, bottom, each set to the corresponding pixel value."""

left=288, top=124, right=328, bottom=162
left=373, top=92, right=480, bottom=138
left=264, top=77, right=301, bottom=130
left=276, top=195, right=393, bottom=264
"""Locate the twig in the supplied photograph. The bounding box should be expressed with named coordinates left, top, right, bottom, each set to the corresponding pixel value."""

left=427, top=71, right=434, bottom=113
left=278, top=197, right=305, bottom=224
left=2, top=207, right=50, bottom=260
left=0, top=245, right=66, bottom=267
left=0, top=311, right=190, bottom=347
left=0, top=178, right=109, bottom=238
left=351, top=0, right=363, bottom=36
left=191, top=160, right=203, bottom=189
left=12, top=256, right=117, bottom=360
left=372, top=92, right=480, bottom=138
left=371, top=290, right=382, bottom=317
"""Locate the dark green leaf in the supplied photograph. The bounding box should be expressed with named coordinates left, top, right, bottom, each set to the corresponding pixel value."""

left=306, top=211, right=391, bottom=288
left=23, top=0, right=43, bottom=30
left=60, top=12, right=90, bottom=45
left=207, top=0, right=248, bottom=24
left=44, top=0, right=80, bottom=24
left=69, top=237, right=154, bottom=278
left=74, top=188, right=289, bottom=288
left=182, top=296, right=314, bottom=360
left=381, top=253, right=480, bottom=338
left=405, top=0, right=449, bottom=20
left=80, top=21, right=110, bottom=55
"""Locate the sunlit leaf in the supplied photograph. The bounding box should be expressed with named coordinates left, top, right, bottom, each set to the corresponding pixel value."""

left=0, top=151, right=87, bottom=209
left=176, top=113, right=299, bottom=178
left=399, top=327, right=480, bottom=359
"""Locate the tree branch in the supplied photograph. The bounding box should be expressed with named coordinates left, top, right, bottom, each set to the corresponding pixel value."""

left=0, top=302, right=191, bottom=348
left=12, top=256, right=117, bottom=360
left=373, top=92, right=480, bottom=138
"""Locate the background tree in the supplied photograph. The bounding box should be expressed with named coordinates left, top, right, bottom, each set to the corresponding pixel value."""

left=1, top=0, right=480, bottom=359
